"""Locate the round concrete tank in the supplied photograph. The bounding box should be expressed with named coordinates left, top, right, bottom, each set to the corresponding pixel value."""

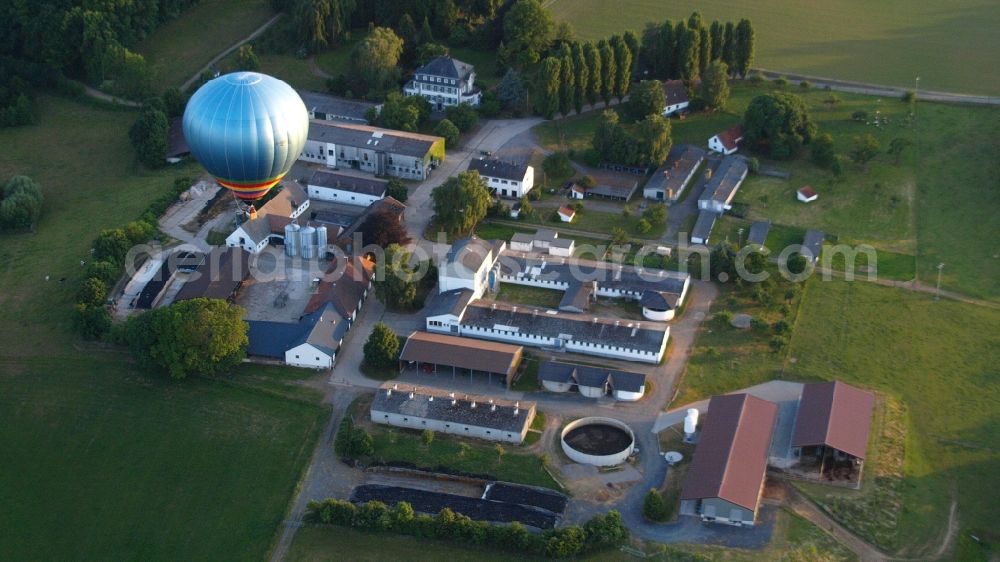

left=284, top=223, right=300, bottom=257
left=560, top=417, right=635, bottom=467
left=300, top=225, right=316, bottom=259
left=316, top=225, right=328, bottom=258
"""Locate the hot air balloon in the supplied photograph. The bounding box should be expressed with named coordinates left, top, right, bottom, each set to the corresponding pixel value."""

left=182, top=72, right=309, bottom=200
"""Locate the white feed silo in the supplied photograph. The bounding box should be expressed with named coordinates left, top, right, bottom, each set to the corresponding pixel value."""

left=284, top=223, right=300, bottom=257
left=683, top=408, right=699, bottom=440
left=300, top=225, right=316, bottom=259
left=315, top=225, right=328, bottom=258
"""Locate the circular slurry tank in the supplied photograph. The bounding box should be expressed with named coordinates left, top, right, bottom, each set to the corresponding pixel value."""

left=561, top=417, right=636, bottom=467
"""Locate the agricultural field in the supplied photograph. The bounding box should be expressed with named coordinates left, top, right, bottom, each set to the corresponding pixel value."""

left=547, top=0, right=1000, bottom=95
left=673, top=278, right=1000, bottom=558
left=138, top=0, right=274, bottom=89
left=534, top=81, right=1000, bottom=301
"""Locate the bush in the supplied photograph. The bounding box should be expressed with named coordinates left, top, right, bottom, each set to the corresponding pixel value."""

left=772, top=319, right=791, bottom=335
left=364, top=322, right=401, bottom=368
left=745, top=156, right=760, bottom=174
left=74, top=303, right=112, bottom=340
left=799, top=80, right=812, bottom=90
left=445, top=102, right=479, bottom=132
left=635, top=218, right=652, bottom=234
left=714, top=311, right=733, bottom=325
left=901, top=90, right=916, bottom=104
left=769, top=336, right=788, bottom=352
left=0, top=175, right=44, bottom=231
left=433, top=118, right=461, bottom=148
left=77, top=277, right=109, bottom=307
left=542, top=152, right=573, bottom=180
left=334, top=416, right=374, bottom=458
left=306, top=499, right=626, bottom=558
left=774, top=76, right=789, bottom=88
left=479, top=91, right=501, bottom=117
left=643, top=488, right=670, bottom=522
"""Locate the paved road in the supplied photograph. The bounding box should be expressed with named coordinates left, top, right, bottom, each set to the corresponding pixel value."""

left=754, top=69, right=1000, bottom=106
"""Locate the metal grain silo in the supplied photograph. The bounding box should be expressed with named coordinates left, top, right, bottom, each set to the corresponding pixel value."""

left=284, top=223, right=300, bottom=257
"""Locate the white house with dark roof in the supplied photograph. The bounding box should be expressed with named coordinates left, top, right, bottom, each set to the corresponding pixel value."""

left=661, top=80, right=690, bottom=116
left=245, top=302, right=348, bottom=369
left=467, top=158, right=534, bottom=199
left=307, top=170, right=386, bottom=207
left=403, top=56, right=481, bottom=110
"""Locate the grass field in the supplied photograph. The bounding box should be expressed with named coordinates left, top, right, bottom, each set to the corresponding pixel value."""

left=547, top=0, right=1000, bottom=95
left=364, top=420, right=559, bottom=490
left=138, top=0, right=274, bottom=89
left=534, top=81, right=1000, bottom=300
left=0, top=358, right=326, bottom=561
left=495, top=284, right=565, bottom=308
left=0, top=96, right=200, bottom=349
left=0, top=95, right=331, bottom=560
left=673, top=278, right=1000, bottom=557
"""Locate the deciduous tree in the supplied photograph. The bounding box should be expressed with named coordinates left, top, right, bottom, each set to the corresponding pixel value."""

left=700, top=60, right=730, bottom=111
left=582, top=42, right=602, bottom=106
left=502, top=0, right=553, bottom=67
left=129, top=104, right=168, bottom=168
left=433, top=118, right=460, bottom=148
left=628, top=79, right=665, bottom=120
left=358, top=207, right=411, bottom=247
left=363, top=322, right=400, bottom=368
left=742, top=92, right=816, bottom=159
left=431, top=171, right=491, bottom=235
left=122, top=298, right=248, bottom=379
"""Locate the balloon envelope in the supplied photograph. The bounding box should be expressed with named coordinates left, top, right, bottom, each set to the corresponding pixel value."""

left=183, top=72, right=309, bottom=200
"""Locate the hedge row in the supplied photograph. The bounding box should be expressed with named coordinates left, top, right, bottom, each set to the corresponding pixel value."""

left=305, top=499, right=628, bottom=559
left=73, top=177, right=191, bottom=339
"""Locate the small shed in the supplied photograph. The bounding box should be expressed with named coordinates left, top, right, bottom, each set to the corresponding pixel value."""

left=797, top=186, right=818, bottom=203
left=558, top=205, right=576, bottom=223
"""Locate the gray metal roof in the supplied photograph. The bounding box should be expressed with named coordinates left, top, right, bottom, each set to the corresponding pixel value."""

left=468, top=158, right=529, bottom=181
left=307, top=121, right=442, bottom=158
left=308, top=170, right=387, bottom=197
left=558, top=282, right=594, bottom=313
left=747, top=220, right=771, bottom=246
left=639, top=290, right=679, bottom=311
left=700, top=156, right=748, bottom=204
left=498, top=253, right=688, bottom=296
left=802, top=230, right=825, bottom=262
left=645, top=145, right=705, bottom=199
left=371, top=382, right=534, bottom=434
left=298, top=91, right=378, bottom=122
left=691, top=210, right=717, bottom=243
left=461, top=301, right=668, bottom=353
left=245, top=302, right=346, bottom=359
left=425, top=288, right=475, bottom=318
left=538, top=360, right=646, bottom=393
left=446, top=236, right=500, bottom=273
left=661, top=80, right=689, bottom=105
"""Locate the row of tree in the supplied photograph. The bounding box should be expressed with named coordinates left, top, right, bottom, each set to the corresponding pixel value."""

left=638, top=13, right=755, bottom=82
left=532, top=33, right=638, bottom=118
left=306, top=498, right=629, bottom=559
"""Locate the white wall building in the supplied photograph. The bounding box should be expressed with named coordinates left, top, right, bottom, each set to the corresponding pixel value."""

left=371, top=383, right=535, bottom=444
left=466, top=158, right=534, bottom=199
left=306, top=169, right=387, bottom=207
left=708, top=125, right=744, bottom=155
left=301, top=122, right=444, bottom=181
left=402, top=56, right=482, bottom=110
left=437, top=236, right=505, bottom=298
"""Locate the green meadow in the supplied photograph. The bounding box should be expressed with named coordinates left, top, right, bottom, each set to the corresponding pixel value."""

left=548, top=0, right=1000, bottom=95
